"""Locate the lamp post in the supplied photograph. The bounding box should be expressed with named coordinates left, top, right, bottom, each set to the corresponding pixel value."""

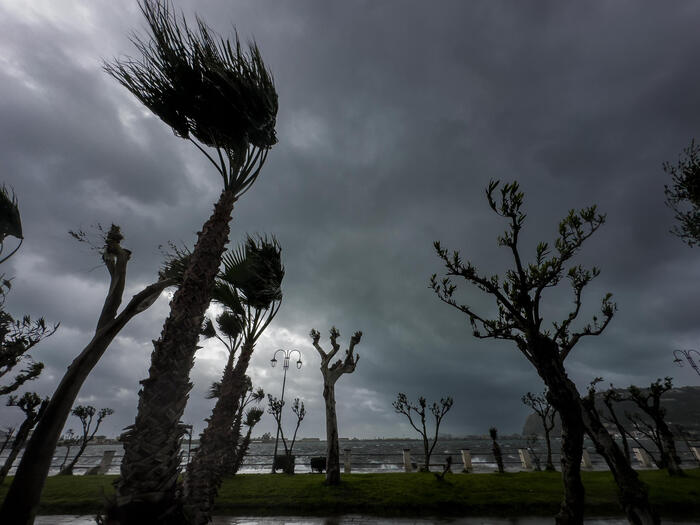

left=673, top=349, right=700, bottom=377
left=270, top=348, right=302, bottom=472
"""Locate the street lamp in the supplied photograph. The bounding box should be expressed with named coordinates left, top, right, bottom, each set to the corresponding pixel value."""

left=270, top=348, right=302, bottom=472
left=673, top=349, right=700, bottom=377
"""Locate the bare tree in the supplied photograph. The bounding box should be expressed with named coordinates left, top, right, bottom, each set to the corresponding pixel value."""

left=58, top=429, right=76, bottom=472
left=664, top=139, right=700, bottom=247
left=311, top=327, right=362, bottom=485
left=0, top=393, right=47, bottom=484
left=624, top=378, right=683, bottom=477
left=431, top=180, right=657, bottom=525
left=267, top=396, right=305, bottom=474
left=393, top=393, right=453, bottom=472
left=522, top=390, right=557, bottom=471
left=0, top=225, right=184, bottom=524
left=59, top=406, right=114, bottom=475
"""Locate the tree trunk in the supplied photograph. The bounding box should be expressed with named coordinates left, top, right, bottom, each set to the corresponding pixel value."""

left=580, top=400, right=659, bottom=524
left=0, top=405, right=43, bottom=485
left=0, top=280, right=171, bottom=525
left=544, top=427, right=555, bottom=471
left=116, top=189, right=235, bottom=524
left=323, top=379, right=341, bottom=485
left=59, top=439, right=89, bottom=476
left=533, top=346, right=585, bottom=525
left=656, top=419, right=684, bottom=477
left=183, top=339, right=255, bottom=525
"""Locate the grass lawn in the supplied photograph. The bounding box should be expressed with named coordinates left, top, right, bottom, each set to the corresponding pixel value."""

left=1, top=469, right=699, bottom=518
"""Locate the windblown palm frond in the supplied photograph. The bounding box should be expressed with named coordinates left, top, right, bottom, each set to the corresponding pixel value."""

left=219, top=235, right=283, bottom=310
left=0, top=186, right=22, bottom=242
left=216, top=310, right=245, bottom=341
left=104, top=0, right=278, bottom=193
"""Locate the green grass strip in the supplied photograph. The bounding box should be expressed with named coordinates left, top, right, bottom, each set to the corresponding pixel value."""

left=1, top=469, right=699, bottom=518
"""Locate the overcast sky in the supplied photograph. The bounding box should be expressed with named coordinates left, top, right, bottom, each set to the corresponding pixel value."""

left=1, top=1, right=699, bottom=440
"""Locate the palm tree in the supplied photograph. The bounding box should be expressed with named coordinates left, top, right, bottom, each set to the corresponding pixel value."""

left=103, top=1, right=278, bottom=521
left=184, top=236, right=283, bottom=524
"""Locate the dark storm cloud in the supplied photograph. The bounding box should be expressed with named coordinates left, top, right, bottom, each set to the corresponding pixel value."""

left=0, top=1, right=699, bottom=438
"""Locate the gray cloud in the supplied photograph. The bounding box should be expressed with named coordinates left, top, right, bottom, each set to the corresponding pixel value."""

left=1, top=1, right=699, bottom=440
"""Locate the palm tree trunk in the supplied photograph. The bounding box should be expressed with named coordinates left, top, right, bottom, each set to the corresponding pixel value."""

left=116, top=189, right=236, bottom=524
left=183, top=339, right=255, bottom=524
left=323, top=379, right=341, bottom=485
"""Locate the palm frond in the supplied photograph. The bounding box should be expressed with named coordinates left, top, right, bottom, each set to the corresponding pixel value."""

left=216, top=310, right=245, bottom=340
left=0, top=185, right=22, bottom=241
left=104, top=0, right=277, bottom=153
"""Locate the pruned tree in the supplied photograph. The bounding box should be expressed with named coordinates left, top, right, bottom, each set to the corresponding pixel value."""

left=184, top=236, right=283, bottom=524
left=624, top=378, right=683, bottom=477
left=0, top=225, right=185, bottom=524
left=522, top=390, right=557, bottom=471
left=431, top=180, right=657, bottom=525
left=311, top=326, right=362, bottom=485
left=392, top=392, right=453, bottom=473
left=58, top=429, right=76, bottom=472
left=489, top=427, right=505, bottom=473
left=104, top=0, right=279, bottom=517
left=0, top=393, right=47, bottom=484
left=266, top=395, right=305, bottom=474
left=664, top=139, right=700, bottom=247
left=59, top=406, right=114, bottom=475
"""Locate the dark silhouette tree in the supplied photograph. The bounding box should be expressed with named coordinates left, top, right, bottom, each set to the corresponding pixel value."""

left=392, top=393, right=453, bottom=472
left=59, top=406, right=114, bottom=475
left=522, top=390, right=557, bottom=471
left=103, top=1, right=278, bottom=520
left=624, top=378, right=683, bottom=477
left=0, top=184, right=56, bottom=400
left=431, top=180, right=657, bottom=525
left=58, top=429, right=76, bottom=472
left=183, top=236, right=282, bottom=524
left=0, top=185, right=23, bottom=264
left=311, top=327, right=362, bottom=485
left=664, top=139, right=700, bottom=247
left=489, top=427, right=505, bottom=473
left=266, top=395, right=305, bottom=474
left=229, top=406, right=264, bottom=475
left=0, top=427, right=15, bottom=456
left=0, top=225, right=185, bottom=524
left=0, top=393, right=47, bottom=484
left=599, top=384, right=631, bottom=463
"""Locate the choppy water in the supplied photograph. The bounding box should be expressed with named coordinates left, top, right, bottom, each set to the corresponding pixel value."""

left=3, top=437, right=698, bottom=476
